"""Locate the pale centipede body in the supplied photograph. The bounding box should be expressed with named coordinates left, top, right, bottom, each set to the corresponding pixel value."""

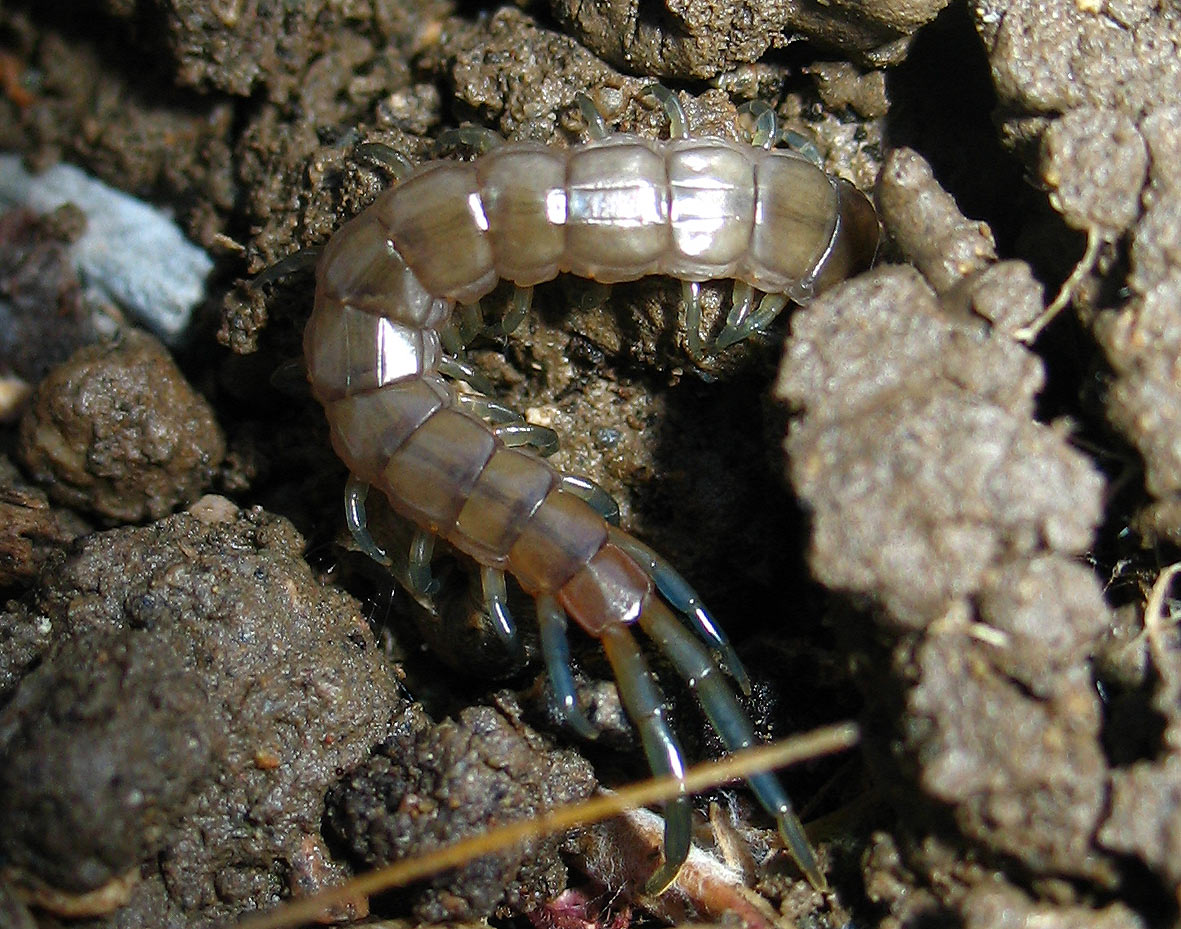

left=305, top=100, right=878, bottom=896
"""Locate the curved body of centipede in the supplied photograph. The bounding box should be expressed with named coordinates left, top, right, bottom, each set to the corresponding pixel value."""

left=304, top=90, right=878, bottom=896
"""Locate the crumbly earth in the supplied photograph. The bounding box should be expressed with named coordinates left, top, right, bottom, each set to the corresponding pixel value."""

left=1, top=0, right=1181, bottom=928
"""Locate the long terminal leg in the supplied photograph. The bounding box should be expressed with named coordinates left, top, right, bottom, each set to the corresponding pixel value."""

left=608, top=527, right=749, bottom=692
left=536, top=594, right=598, bottom=739
left=600, top=623, right=692, bottom=895
left=636, top=600, right=828, bottom=892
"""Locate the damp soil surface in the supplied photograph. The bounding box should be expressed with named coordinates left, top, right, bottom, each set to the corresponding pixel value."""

left=2, top=1, right=1181, bottom=928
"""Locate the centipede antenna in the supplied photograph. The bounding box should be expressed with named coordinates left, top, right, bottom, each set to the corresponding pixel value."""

left=343, top=476, right=390, bottom=566
left=575, top=91, right=611, bottom=141
left=480, top=566, right=525, bottom=664
left=637, top=601, right=827, bottom=892
left=537, top=594, right=598, bottom=740
left=608, top=527, right=751, bottom=692
left=641, top=84, right=688, bottom=140
left=600, top=623, right=692, bottom=895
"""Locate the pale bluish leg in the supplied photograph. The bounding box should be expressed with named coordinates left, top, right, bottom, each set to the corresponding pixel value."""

left=355, top=142, right=414, bottom=178
left=737, top=100, right=778, bottom=150
left=480, top=566, right=525, bottom=663
left=607, top=526, right=749, bottom=692
left=439, top=354, right=496, bottom=396
left=437, top=125, right=505, bottom=155
left=453, top=393, right=561, bottom=456
left=344, top=475, right=390, bottom=566
left=781, top=129, right=823, bottom=166
left=682, top=280, right=705, bottom=362
left=637, top=601, right=827, bottom=892
left=560, top=474, right=621, bottom=526
left=575, top=280, right=612, bottom=311
left=500, top=285, right=533, bottom=336
left=575, top=92, right=611, bottom=140
left=455, top=392, right=524, bottom=425
left=641, top=84, right=688, bottom=139
left=458, top=302, right=484, bottom=344
left=537, top=594, right=598, bottom=739
left=495, top=422, right=560, bottom=457
left=407, top=528, right=439, bottom=598
left=600, top=623, right=692, bottom=895
left=716, top=292, right=788, bottom=351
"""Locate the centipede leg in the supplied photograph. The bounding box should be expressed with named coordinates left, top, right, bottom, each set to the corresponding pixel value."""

left=641, top=84, right=688, bottom=139
left=438, top=354, right=496, bottom=396
left=438, top=125, right=505, bottom=156
left=480, top=565, right=526, bottom=663
left=681, top=280, right=705, bottom=361
left=495, top=422, right=560, bottom=456
left=600, top=623, right=692, bottom=895
left=737, top=100, right=778, bottom=150
left=781, top=129, right=823, bottom=167
left=343, top=475, right=390, bottom=565
left=406, top=528, right=439, bottom=598
left=559, top=474, right=621, bottom=526
left=354, top=142, right=414, bottom=179
left=500, top=284, right=533, bottom=336
left=607, top=526, right=749, bottom=691
left=537, top=594, right=598, bottom=739
left=637, top=600, right=827, bottom=893
left=716, top=292, right=788, bottom=351
left=575, top=91, right=611, bottom=141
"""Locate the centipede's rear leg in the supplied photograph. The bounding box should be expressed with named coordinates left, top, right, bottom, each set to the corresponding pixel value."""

left=600, top=622, right=694, bottom=895
left=637, top=599, right=827, bottom=891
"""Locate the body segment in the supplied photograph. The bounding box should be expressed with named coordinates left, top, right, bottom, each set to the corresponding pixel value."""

left=306, top=111, right=878, bottom=895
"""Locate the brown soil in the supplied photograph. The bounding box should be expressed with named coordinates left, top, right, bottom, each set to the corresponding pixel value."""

left=2, top=1, right=1181, bottom=928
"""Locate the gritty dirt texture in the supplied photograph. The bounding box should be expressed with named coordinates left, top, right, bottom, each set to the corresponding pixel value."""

left=2, top=1, right=1181, bottom=928
left=971, top=1, right=1181, bottom=547
left=327, top=701, right=597, bottom=922
left=0, top=503, right=403, bottom=926
left=548, top=0, right=952, bottom=78
left=0, top=453, right=87, bottom=594
left=0, top=206, right=95, bottom=386
left=16, top=330, right=225, bottom=523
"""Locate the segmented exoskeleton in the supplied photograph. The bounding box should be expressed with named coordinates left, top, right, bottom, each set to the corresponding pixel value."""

left=304, top=87, right=878, bottom=895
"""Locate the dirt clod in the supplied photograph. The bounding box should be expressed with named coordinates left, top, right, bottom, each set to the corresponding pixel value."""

left=17, top=330, right=225, bottom=523
left=327, top=702, right=596, bottom=922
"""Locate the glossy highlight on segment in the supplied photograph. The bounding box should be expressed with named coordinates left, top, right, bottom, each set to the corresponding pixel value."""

left=305, top=86, right=879, bottom=895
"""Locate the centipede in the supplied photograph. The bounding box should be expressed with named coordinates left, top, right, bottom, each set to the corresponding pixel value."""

left=303, top=86, right=879, bottom=896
